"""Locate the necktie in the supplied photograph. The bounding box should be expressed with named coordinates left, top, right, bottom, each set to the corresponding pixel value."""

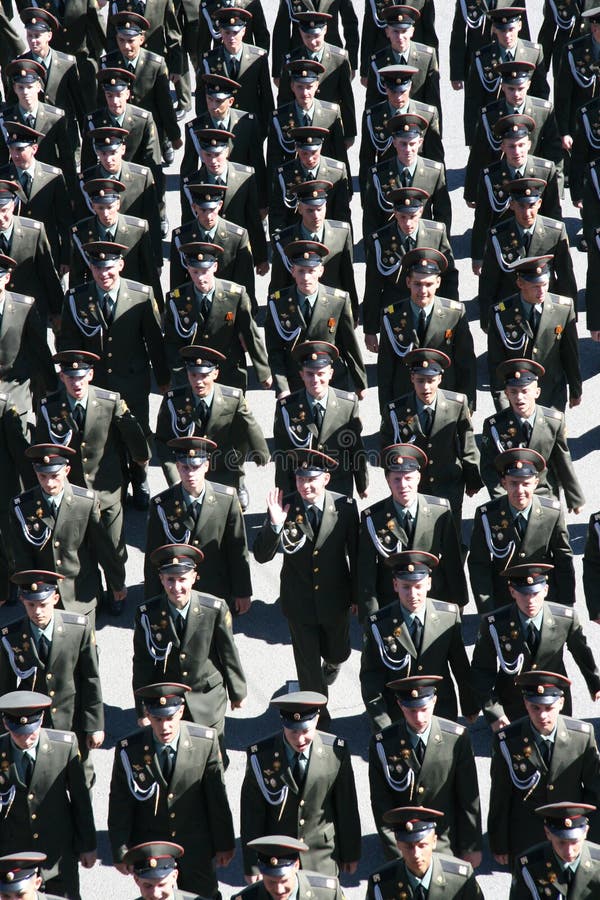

left=229, top=56, right=239, bottom=79
left=161, top=746, right=175, bottom=781
left=20, top=171, right=31, bottom=198
left=532, top=305, right=541, bottom=334
left=214, top=176, right=225, bottom=186
left=196, top=398, right=209, bottom=431
left=421, top=407, right=433, bottom=436
left=505, top=50, right=514, bottom=62
left=48, top=499, right=57, bottom=520
left=413, top=885, right=426, bottom=900
left=104, top=229, right=115, bottom=243
left=514, top=512, right=526, bottom=540
left=307, top=504, right=321, bottom=533
left=417, top=308, right=427, bottom=343
left=313, top=402, right=324, bottom=429
left=102, top=292, right=113, bottom=325
left=563, top=866, right=573, bottom=886
left=22, top=753, right=34, bottom=786
left=402, top=509, right=414, bottom=543
left=127, top=61, right=135, bottom=73
left=521, top=420, right=532, bottom=444
left=0, top=234, right=9, bottom=254
left=189, top=501, right=200, bottom=525
left=172, top=613, right=185, bottom=641
left=522, top=230, right=531, bottom=253
left=25, top=114, right=35, bottom=129
left=199, top=293, right=210, bottom=318
left=37, top=633, right=50, bottom=664
left=410, top=617, right=423, bottom=653
left=526, top=621, right=539, bottom=656
left=310, top=232, right=319, bottom=242
left=292, top=752, right=305, bottom=787
left=538, top=738, right=552, bottom=767
left=414, top=736, right=425, bottom=764
left=301, top=295, right=312, bottom=322
left=303, top=112, right=311, bottom=126
left=72, top=403, right=85, bottom=430
left=401, top=166, right=411, bottom=187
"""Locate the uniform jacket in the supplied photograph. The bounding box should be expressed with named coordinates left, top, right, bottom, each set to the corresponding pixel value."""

left=4, top=215, right=63, bottom=320
left=449, top=0, right=532, bottom=84
left=234, top=870, right=343, bottom=900
left=200, top=42, right=273, bottom=137
left=0, top=100, right=77, bottom=194
left=0, top=291, right=56, bottom=414
left=169, top=215, right=254, bottom=302
left=195, top=0, right=270, bottom=47
left=583, top=510, right=600, bottom=620
left=510, top=839, right=600, bottom=899
left=266, top=98, right=348, bottom=174
left=368, top=854, right=482, bottom=899
left=16, top=48, right=85, bottom=134
left=0, top=393, right=29, bottom=513
left=360, top=0, right=438, bottom=78
left=365, top=39, right=441, bottom=110
left=272, top=0, right=359, bottom=74
left=81, top=102, right=161, bottom=172
left=105, top=0, right=182, bottom=71
left=555, top=31, right=600, bottom=136
left=269, top=154, right=350, bottom=234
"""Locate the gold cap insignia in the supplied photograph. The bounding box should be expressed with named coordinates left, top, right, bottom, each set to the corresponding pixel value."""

left=406, top=821, right=413, bottom=832
left=293, top=712, right=301, bottom=720
left=149, top=858, right=157, bottom=868
left=20, top=716, right=27, bottom=724
left=270, top=857, right=278, bottom=866
left=159, top=696, right=167, bottom=705
left=410, top=689, right=418, bottom=698
left=565, top=818, right=572, bottom=828
left=527, top=576, right=533, bottom=584
left=516, top=461, right=523, bottom=468
left=537, top=685, right=544, bottom=694
left=31, top=583, right=38, bottom=591
left=43, top=455, right=50, bottom=464
left=408, top=564, right=414, bottom=572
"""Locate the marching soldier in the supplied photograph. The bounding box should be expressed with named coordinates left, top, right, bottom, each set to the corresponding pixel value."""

left=234, top=837, right=344, bottom=900
left=272, top=341, right=367, bottom=498
left=480, top=358, right=584, bottom=509
left=360, top=0, right=438, bottom=84
left=360, top=551, right=479, bottom=729
left=471, top=564, right=600, bottom=731
left=366, top=806, right=483, bottom=900
left=253, top=449, right=359, bottom=707
left=379, top=348, right=482, bottom=527
left=0, top=393, right=30, bottom=602
left=144, top=436, right=253, bottom=608
left=265, top=240, right=366, bottom=398
left=376, top=248, right=476, bottom=412
left=486, top=255, right=582, bottom=412
left=538, top=0, right=594, bottom=76
left=488, top=673, right=600, bottom=865
left=272, top=0, right=359, bottom=79
left=468, top=448, right=576, bottom=613
left=163, top=241, right=271, bottom=392
left=0, top=690, right=96, bottom=900
left=0, top=852, right=63, bottom=900
left=196, top=0, right=270, bottom=60
left=240, top=690, right=361, bottom=877
left=356, top=444, right=468, bottom=622
left=555, top=7, right=600, bottom=150
left=368, top=676, right=482, bottom=864
left=124, top=841, right=194, bottom=900
left=108, top=681, right=236, bottom=897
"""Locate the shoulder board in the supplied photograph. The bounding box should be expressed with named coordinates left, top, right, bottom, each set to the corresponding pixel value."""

left=331, top=387, right=357, bottom=401
left=438, top=717, right=465, bottom=735
left=7, top=292, right=34, bottom=305
left=44, top=728, right=74, bottom=743
left=229, top=161, right=253, bottom=174
left=537, top=216, right=563, bottom=229
left=432, top=599, right=459, bottom=613
left=319, top=731, right=345, bottom=749
left=44, top=104, right=63, bottom=116
left=424, top=220, right=444, bottom=230
left=530, top=156, right=552, bottom=170
left=589, top=845, right=600, bottom=861
left=123, top=161, right=148, bottom=175
left=18, top=219, right=41, bottom=230
left=550, top=293, right=573, bottom=306
left=121, top=214, right=146, bottom=228
left=196, top=591, right=225, bottom=610
left=71, top=485, right=95, bottom=499
left=546, top=602, right=574, bottom=618
left=218, top=279, right=242, bottom=293
left=144, top=49, right=163, bottom=62
left=219, top=385, right=241, bottom=399
left=439, top=388, right=464, bottom=403
left=209, top=482, right=236, bottom=496
left=412, top=100, right=435, bottom=115
left=438, top=856, right=471, bottom=878
left=322, top=285, right=347, bottom=298
left=520, top=39, right=542, bottom=50
left=247, top=44, right=266, bottom=55
left=413, top=41, right=434, bottom=55
left=529, top=97, right=552, bottom=110
left=317, top=99, right=339, bottom=110
left=423, top=494, right=450, bottom=507
left=326, top=43, right=345, bottom=56
left=119, top=728, right=146, bottom=748
left=305, top=874, right=339, bottom=890
left=518, top=844, right=548, bottom=866
left=60, top=612, right=87, bottom=626
left=423, top=158, right=442, bottom=170
left=323, top=156, right=344, bottom=169
left=185, top=723, right=215, bottom=740
left=328, top=219, right=349, bottom=229
left=247, top=732, right=279, bottom=753
left=93, top=387, right=119, bottom=401
left=440, top=298, right=462, bottom=310
left=562, top=716, right=591, bottom=733
left=539, top=404, right=562, bottom=421
left=122, top=278, right=149, bottom=293
left=130, top=106, right=150, bottom=119
left=224, top=220, right=244, bottom=236
left=538, top=497, right=561, bottom=510
left=36, top=161, right=61, bottom=175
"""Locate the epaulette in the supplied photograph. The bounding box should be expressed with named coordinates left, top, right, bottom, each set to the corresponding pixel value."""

left=123, top=278, right=149, bottom=293
left=520, top=39, right=542, bottom=51
left=440, top=298, right=462, bottom=310
left=534, top=158, right=552, bottom=169
left=422, top=158, right=442, bottom=170
left=44, top=104, right=64, bottom=116
left=219, top=384, right=241, bottom=399
left=45, top=728, right=74, bottom=743
left=437, top=717, right=465, bottom=736
left=123, top=161, right=148, bottom=176
left=322, top=284, right=347, bottom=298
left=439, top=388, right=465, bottom=403
left=18, top=219, right=41, bottom=230
left=60, top=612, right=87, bottom=626
left=331, top=387, right=357, bottom=401
left=438, top=855, right=471, bottom=878
left=130, top=107, right=150, bottom=119
left=196, top=592, right=225, bottom=611
left=247, top=732, right=279, bottom=754
left=229, top=160, right=253, bottom=174
left=529, top=97, right=553, bottom=111
left=143, top=49, right=164, bottom=63
left=305, top=874, right=339, bottom=890
left=412, top=100, right=435, bottom=115
left=71, top=485, right=95, bottom=499
left=218, top=279, right=242, bottom=293
left=121, top=214, right=146, bottom=228
left=223, top=220, right=244, bottom=236
left=562, top=715, right=591, bottom=733
left=327, top=158, right=344, bottom=169
left=538, top=496, right=561, bottom=510
left=318, top=731, right=344, bottom=748
left=93, top=387, right=119, bottom=401
left=8, top=293, right=34, bottom=305
left=209, top=482, right=236, bottom=496
left=326, top=44, right=345, bottom=57
left=185, top=723, right=215, bottom=740
left=247, top=45, right=266, bottom=55
left=414, top=42, right=434, bottom=55
left=537, top=215, right=563, bottom=229
left=317, top=99, right=340, bottom=111
left=119, top=727, right=146, bottom=748
left=432, top=598, right=459, bottom=614
left=36, top=161, right=61, bottom=175
left=328, top=219, right=349, bottom=229
left=425, top=220, right=444, bottom=230
left=546, top=601, right=574, bottom=619
left=539, top=404, right=562, bottom=421
left=423, top=494, right=450, bottom=507
left=550, top=293, right=573, bottom=306
left=55, top=49, right=76, bottom=62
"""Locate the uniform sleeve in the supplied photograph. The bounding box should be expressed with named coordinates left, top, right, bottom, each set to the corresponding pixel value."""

left=549, top=509, right=576, bottom=604
left=235, top=395, right=270, bottom=465
left=357, top=513, right=380, bottom=622
left=142, top=289, right=171, bottom=387
left=487, top=735, right=512, bottom=856
left=76, top=621, right=104, bottom=733
left=200, top=731, right=236, bottom=851
left=566, top=610, right=600, bottom=696
left=457, top=398, right=483, bottom=493
left=237, top=287, right=272, bottom=383
left=331, top=744, right=361, bottom=863
left=154, top=398, right=180, bottom=486
left=240, top=753, right=271, bottom=874
left=338, top=0, right=359, bottom=70
left=468, top=508, right=495, bottom=614
left=108, top=744, right=136, bottom=861
left=335, top=294, right=368, bottom=392
left=470, top=618, right=507, bottom=724
left=480, top=419, right=503, bottom=499
left=253, top=515, right=282, bottom=564
left=65, top=734, right=97, bottom=853
left=113, top=397, right=151, bottom=464
left=222, top=495, right=253, bottom=598
left=449, top=615, right=481, bottom=717
left=215, top=602, right=247, bottom=702
left=453, top=730, right=483, bottom=853
left=546, top=415, right=584, bottom=510
left=36, top=223, right=65, bottom=316
left=359, top=624, right=393, bottom=732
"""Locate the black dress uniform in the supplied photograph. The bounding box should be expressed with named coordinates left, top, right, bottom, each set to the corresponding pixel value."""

left=365, top=26, right=440, bottom=111
left=240, top=693, right=361, bottom=877
left=269, top=144, right=350, bottom=234
left=272, top=0, right=359, bottom=76
left=105, top=0, right=183, bottom=69
left=538, top=0, right=594, bottom=76
left=360, top=0, right=438, bottom=81
left=195, top=0, right=270, bottom=59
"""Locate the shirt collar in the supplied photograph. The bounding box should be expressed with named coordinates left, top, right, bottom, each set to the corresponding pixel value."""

left=306, top=389, right=328, bottom=411
left=410, top=299, right=434, bottom=320
left=407, top=721, right=432, bottom=747
left=401, top=603, right=426, bottom=629
left=153, top=733, right=180, bottom=753
left=393, top=497, right=419, bottom=519
left=182, top=486, right=206, bottom=506
left=168, top=598, right=190, bottom=620
left=30, top=617, right=54, bottom=642
left=42, top=489, right=64, bottom=508
left=509, top=501, right=532, bottom=521
left=416, top=395, right=437, bottom=413
left=517, top=606, right=544, bottom=631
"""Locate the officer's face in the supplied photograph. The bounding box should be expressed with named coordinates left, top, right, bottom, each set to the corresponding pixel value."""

left=90, top=257, right=125, bottom=291
left=261, top=866, right=299, bottom=900
left=386, top=469, right=420, bottom=506
left=8, top=142, right=37, bottom=170
left=393, top=134, right=422, bottom=166
left=385, top=84, right=411, bottom=109
left=493, top=20, right=521, bottom=49
left=510, top=197, right=541, bottom=228
left=299, top=201, right=326, bottom=231
left=187, top=366, right=218, bottom=397
left=159, top=569, right=196, bottom=608
left=292, top=262, right=323, bottom=295
left=26, top=26, right=52, bottom=57
left=592, top=22, right=600, bottom=43
left=0, top=872, right=42, bottom=900
left=147, top=706, right=184, bottom=744
left=502, top=83, right=529, bottom=108
left=92, top=199, right=120, bottom=227
left=134, top=869, right=178, bottom=900
left=283, top=720, right=318, bottom=752
left=517, top=276, right=548, bottom=305
left=398, top=696, right=436, bottom=733
left=297, top=147, right=321, bottom=170
left=21, top=591, right=60, bottom=629
left=525, top=696, right=564, bottom=736
left=35, top=463, right=70, bottom=496
left=300, top=27, right=326, bottom=53
left=299, top=363, right=333, bottom=399
left=295, top=471, right=330, bottom=504
left=410, top=373, right=441, bottom=404
left=291, top=79, right=319, bottom=110
left=504, top=381, right=541, bottom=418
left=394, top=209, right=422, bottom=234
left=96, top=143, right=126, bottom=172
left=396, top=832, right=437, bottom=877
left=385, top=24, right=413, bottom=53
left=187, top=261, right=217, bottom=293
left=116, top=31, right=145, bottom=59
left=406, top=272, right=440, bottom=307
left=199, top=147, right=228, bottom=174
left=206, top=93, right=235, bottom=119
left=501, top=473, right=538, bottom=509
left=544, top=828, right=587, bottom=864
left=59, top=368, right=93, bottom=400
left=220, top=26, right=245, bottom=54
left=509, top=582, right=548, bottom=619
left=393, top=575, right=430, bottom=613
left=105, top=88, right=130, bottom=116
left=192, top=202, right=222, bottom=229
left=175, top=458, right=210, bottom=497
left=0, top=200, right=16, bottom=231
left=6, top=721, right=42, bottom=750
left=13, top=81, right=41, bottom=111
left=502, top=136, right=530, bottom=168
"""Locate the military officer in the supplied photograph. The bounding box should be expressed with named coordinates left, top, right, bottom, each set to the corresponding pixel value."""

left=123, top=841, right=194, bottom=900
left=471, top=563, right=600, bottom=732
left=269, top=126, right=351, bottom=236
left=272, top=341, right=367, bottom=497
left=363, top=188, right=458, bottom=344
left=361, top=0, right=438, bottom=83
left=363, top=111, right=451, bottom=240
left=486, top=255, right=582, bottom=412
left=234, top=836, right=344, bottom=900
left=360, top=550, right=479, bottom=729
left=510, top=802, right=600, bottom=898
left=240, top=690, right=361, bottom=877
left=196, top=0, right=270, bottom=60
left=108, top=682, right=236, bottom=898
left=265, top=240, right=366, bottom=398
left=272, top=0, right=359, bottom=78
left=367, top=806, right=483, bottom=900
left=9, top=444, right=127, bottom=617
left=270, top=180, right=357, bottom=321
left=72, top=178, right=163, bottom=307
left=0, top=852, right=63, bottom=900
left=144, top=436, right=253, bottom=608
left=368, top=676, right=482, bottom=864
left=0, top=690, right=96, bottom=900
left=0, top=392, right=31, bottom=602
left=380, top=348, right=482, bottom=527
left=164, top=241, right=271, bottom=392
left=105, top=0, right=183, bottom=71
left=133, top=545, right=247, bottom=743
left=0, top=121, right=71, bottom=278
left=555, top=7, right=600, bottom=148
left=155, top=346, right=269, bottom=503
left=0, top=570, right=103, bottom=785
left=376, top=248, right=476, bottom=412
left=468, top=448, right=575, bottom=613
left=478, top=178, right=577, bottom=330
left=538, top=0, right=594, bottom=74
left=480, top=358, right=584, bottom=509
left=356, top=444, right=469, bottom=622
left=568, top=95, right=600, bottom=324
left=180, top=127, right=268, bottom=268
left=488, top=673, right=600, bottom=865
left=253, top=449, right=359, bottom=707
left=463, top=7, right=549, bottom=146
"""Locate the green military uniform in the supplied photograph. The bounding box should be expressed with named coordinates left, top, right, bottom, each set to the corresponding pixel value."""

left=269, top=155, right=350, bottom=234
left=4, top=216, right=64, bottom=322
left=489, top=715, right=600, bottom=861
left=555, top=32, right=600, bottom=138
left=234, top=870, right=343, bottom=900
left=538, top=0, right=594, bottom=75
left=511, top=838, right=600, bottom=898
left=265, top=284, right=366, bottom=396
left=0, top=101, right=78, bottom=195
left=377, top=296, right=476, bottom=411
left=196, top=0, right=270, bottom=57
left=449, top=0, right=531, bottom=89
left=240, top=729, right=361, bottom=875
left=0, top=395, right=30, bottom=598
left=360, top=0, right=438, bottom=80
left=487, top=292, right=581, bottom=411
left=199, top=42, right=273, bottom=138
left=583, top=511, right=600, bottom=620
left=0, top=291, right=56, bottom=416
left=164, top=278, right=270, bottom=391
left=34, top=0, right=105, bottom=99
left=267, top=99, right=348, bottom=174
left=80, top=102, right=161, bottom=172
left=481, top=404, right=584, bottom=507
left=369, top=716, right=481, bottom=859
left=357, top=494, right=469, bottom=622
left=132, top=590, right=247, bottom=727
left=105, top=0, right=182, bottom=67
left=367, top=854, right=482, bottom=900
left=272, top=0, right=359, bottom=76
left=108, top=721, right=234, bottom=897
left=363, top=155, right=451, bottom=238
left=17, top=46, right=86, bottom=144
left=9, top=481, right=126, bottom=615
left=468, top=496, right=575, bottom=612
left=144, top=480, right=252, bottom=600
left=170, top=216, right=254, bottom=299
left=472, top=602, right=600, bottom=725
left=366, top=40, right=441, bottom=110
left=478, top=215, right=577, bottom=328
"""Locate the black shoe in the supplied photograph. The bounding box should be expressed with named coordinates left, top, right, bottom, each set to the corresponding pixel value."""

left=238, top=484, right=249, bottom=511
left=132, top=479, right=151, bottom=511
left=160, top=216, right=169, bottom=237
left=162, top=141, right=174, bottom=165
left=322, top=661, right=341, bottom=686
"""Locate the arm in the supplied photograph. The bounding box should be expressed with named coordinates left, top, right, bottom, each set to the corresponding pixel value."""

left=113, top=398, right=151, bottom=464
left=454, top=731, right=483, bottom=854
left=339, top=0, right=359, bottom=71
left=480, top=419, right=504, bottom=499
left=549, top=509, right=576, bottom=604
left=87, top=495, right=126, bottom=591
left=222, top=495, right=253, bottom=599
left=546, top=416, right=584, bottom=511
left=201, top=732, right=236, bottom=852
left=449, top=615, right=481, bottom=717
left=237, top=286, right=272, bottom=384
left=457, top=399, right=483, bottom=494
left=359, top=624, right=394, bottom=731
left=336, top=294, right=368, bottom=393
left=332, top=745, right=361, bottom=864
left=76, top=621, right=104, bottom=734
left=215, top=601, right=247, bottom=703
left=566, top=610, right=600, bottom=697
left=107, top=744, right=136, bottom=862
left=142, top=290, right=170, bottom=388
left=240, top=754, right=270, bottom=875
left=437, top=510, right=469, bottom=606
left=487, top=735, right=514, bottom=857
left=470, top=618, right=507, bottom=725
left=65, top=735, right=97, bottom=853
left=468, top=509, right=495, bottom=614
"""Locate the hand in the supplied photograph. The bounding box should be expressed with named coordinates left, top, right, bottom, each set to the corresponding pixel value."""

left=133, top=459, right=150, bottom=468
left=593, top=691, right=600, bottom=701
left=351, top=69, right=356, bottom=80
left=137, top=716, right=150, bottom=727
left=491, top=715, right=510, bottom=733
left=340, top=861, right=359, bottom=875
left=276, top=389, right=291, bottom=400
left=172, top=137, right=183, bottom=150
left=466, top=201, right=477, bottom=209
left=259, top=208, right=268, bottom=220
left=80, top=851, right=97, bottom=869
left=266, top=487, right=290, bottom=527
left=472, top=261, right=482, bottom=277
left=460, top=851, right=482, bottom=870
left=466, top=487, right=481, bottom=497
left=115, top=863, right=132, bottom=876
left=234, top=596, right=251, bottom=614
left=261, top=376, right=273, bottom=390
left=50, top=314, right=62, bottom=336
left=360, top=76, right=367, bottom=87
left=345, top=138, right=355, bottom=149
left=365, top=333, right=379, bottom=353
left=158, top=383, right=171, bottom=395
left=245, top=875, right=262, bottom=884
left=569, top=394, right=582, bottom=407
left=350, top=604, right=358, bottom=617
left=59, top=264, right=70, bottom=277
left=231, top=698, right=244, bottom=710
left=493, top=854, right=509, bottom=867
left=86, top=730, right=104, bottom=749
left=215, top=850, right=234, bottom=867
left=465, top=712, right=479, bottom=724
left=592, top=331, right=600, bottom=342
left=569, top=507, right=582, bottom=514
left=273, top=77, right=280, bottom=88
left=575, top=200, right=583, bottom=209
left=562, top=134, right=573, bottom=151
left=171, top=73, right=181, bottom=83
left=256, top=261, right=269, bottom=276
left=451, top=80, right=464, bottom=90
left=112, top=587, right=127, bottom=603
left=359, top=490, right=368, bottom=498
left=357, top=389, right=366, bottom=400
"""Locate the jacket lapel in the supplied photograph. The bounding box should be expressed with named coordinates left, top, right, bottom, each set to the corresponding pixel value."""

left=28, top=728, right=53, bottom=792
left=315, top=491, right=336, bottom=549
left=318, top=388, right=338, bottom=442
left=420, top=597, right=439, bottom=655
